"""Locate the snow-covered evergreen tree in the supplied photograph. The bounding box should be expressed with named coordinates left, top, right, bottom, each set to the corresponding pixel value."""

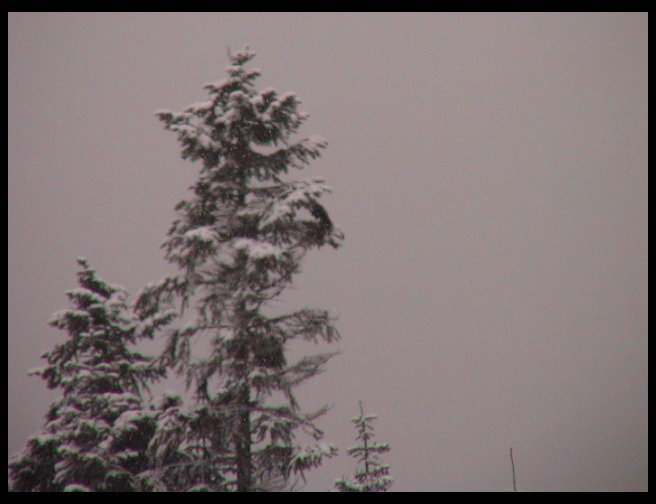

left=334, top=401, right=393, bottom=492
left=136, top=46, right=342, bottom=491
left=120, top=391, right=202, bottom=492
left=8, top=258, right=174, bottom=492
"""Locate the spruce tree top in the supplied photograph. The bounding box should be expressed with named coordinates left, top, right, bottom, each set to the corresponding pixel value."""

left=156, top=47, right=328, bottom=177
left=335, top=402, right=393, bottom=492
left=37, top=257, right=170, bottom=396
left=149, top=46, right=343, bottom=309
left=9, top=259, right=174, bottom=492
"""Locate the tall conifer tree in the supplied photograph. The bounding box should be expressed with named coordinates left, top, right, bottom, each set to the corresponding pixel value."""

left=138, top=46, right=343, bottom=491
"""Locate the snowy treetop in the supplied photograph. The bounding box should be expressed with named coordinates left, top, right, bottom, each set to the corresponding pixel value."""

left=156, top=46, right=326, bottom=177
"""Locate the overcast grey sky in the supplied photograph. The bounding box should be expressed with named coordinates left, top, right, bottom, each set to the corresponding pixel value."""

left=8, top=13, right=647, bottom=491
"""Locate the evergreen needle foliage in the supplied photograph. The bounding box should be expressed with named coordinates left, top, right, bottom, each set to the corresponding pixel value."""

left=136, top=46, right=343, bottom=491
left=9, top=47, right=346, bottom=493
left=8, top=259, right=173, bottom=491
left=334, top=401, right=393, bottom=492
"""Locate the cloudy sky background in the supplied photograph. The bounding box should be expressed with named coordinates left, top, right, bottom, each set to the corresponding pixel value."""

left=8, top=13, right=648, bottom=491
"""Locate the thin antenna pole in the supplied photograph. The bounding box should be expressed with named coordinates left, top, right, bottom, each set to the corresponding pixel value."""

left=509, top=447, right=517, bottom=492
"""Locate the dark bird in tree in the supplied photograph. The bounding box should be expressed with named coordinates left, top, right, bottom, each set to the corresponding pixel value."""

left=309, top=200, right=333, bottom=236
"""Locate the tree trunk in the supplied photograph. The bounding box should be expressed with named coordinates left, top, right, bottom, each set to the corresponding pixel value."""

left=235, top=383, right=252, bottom=491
